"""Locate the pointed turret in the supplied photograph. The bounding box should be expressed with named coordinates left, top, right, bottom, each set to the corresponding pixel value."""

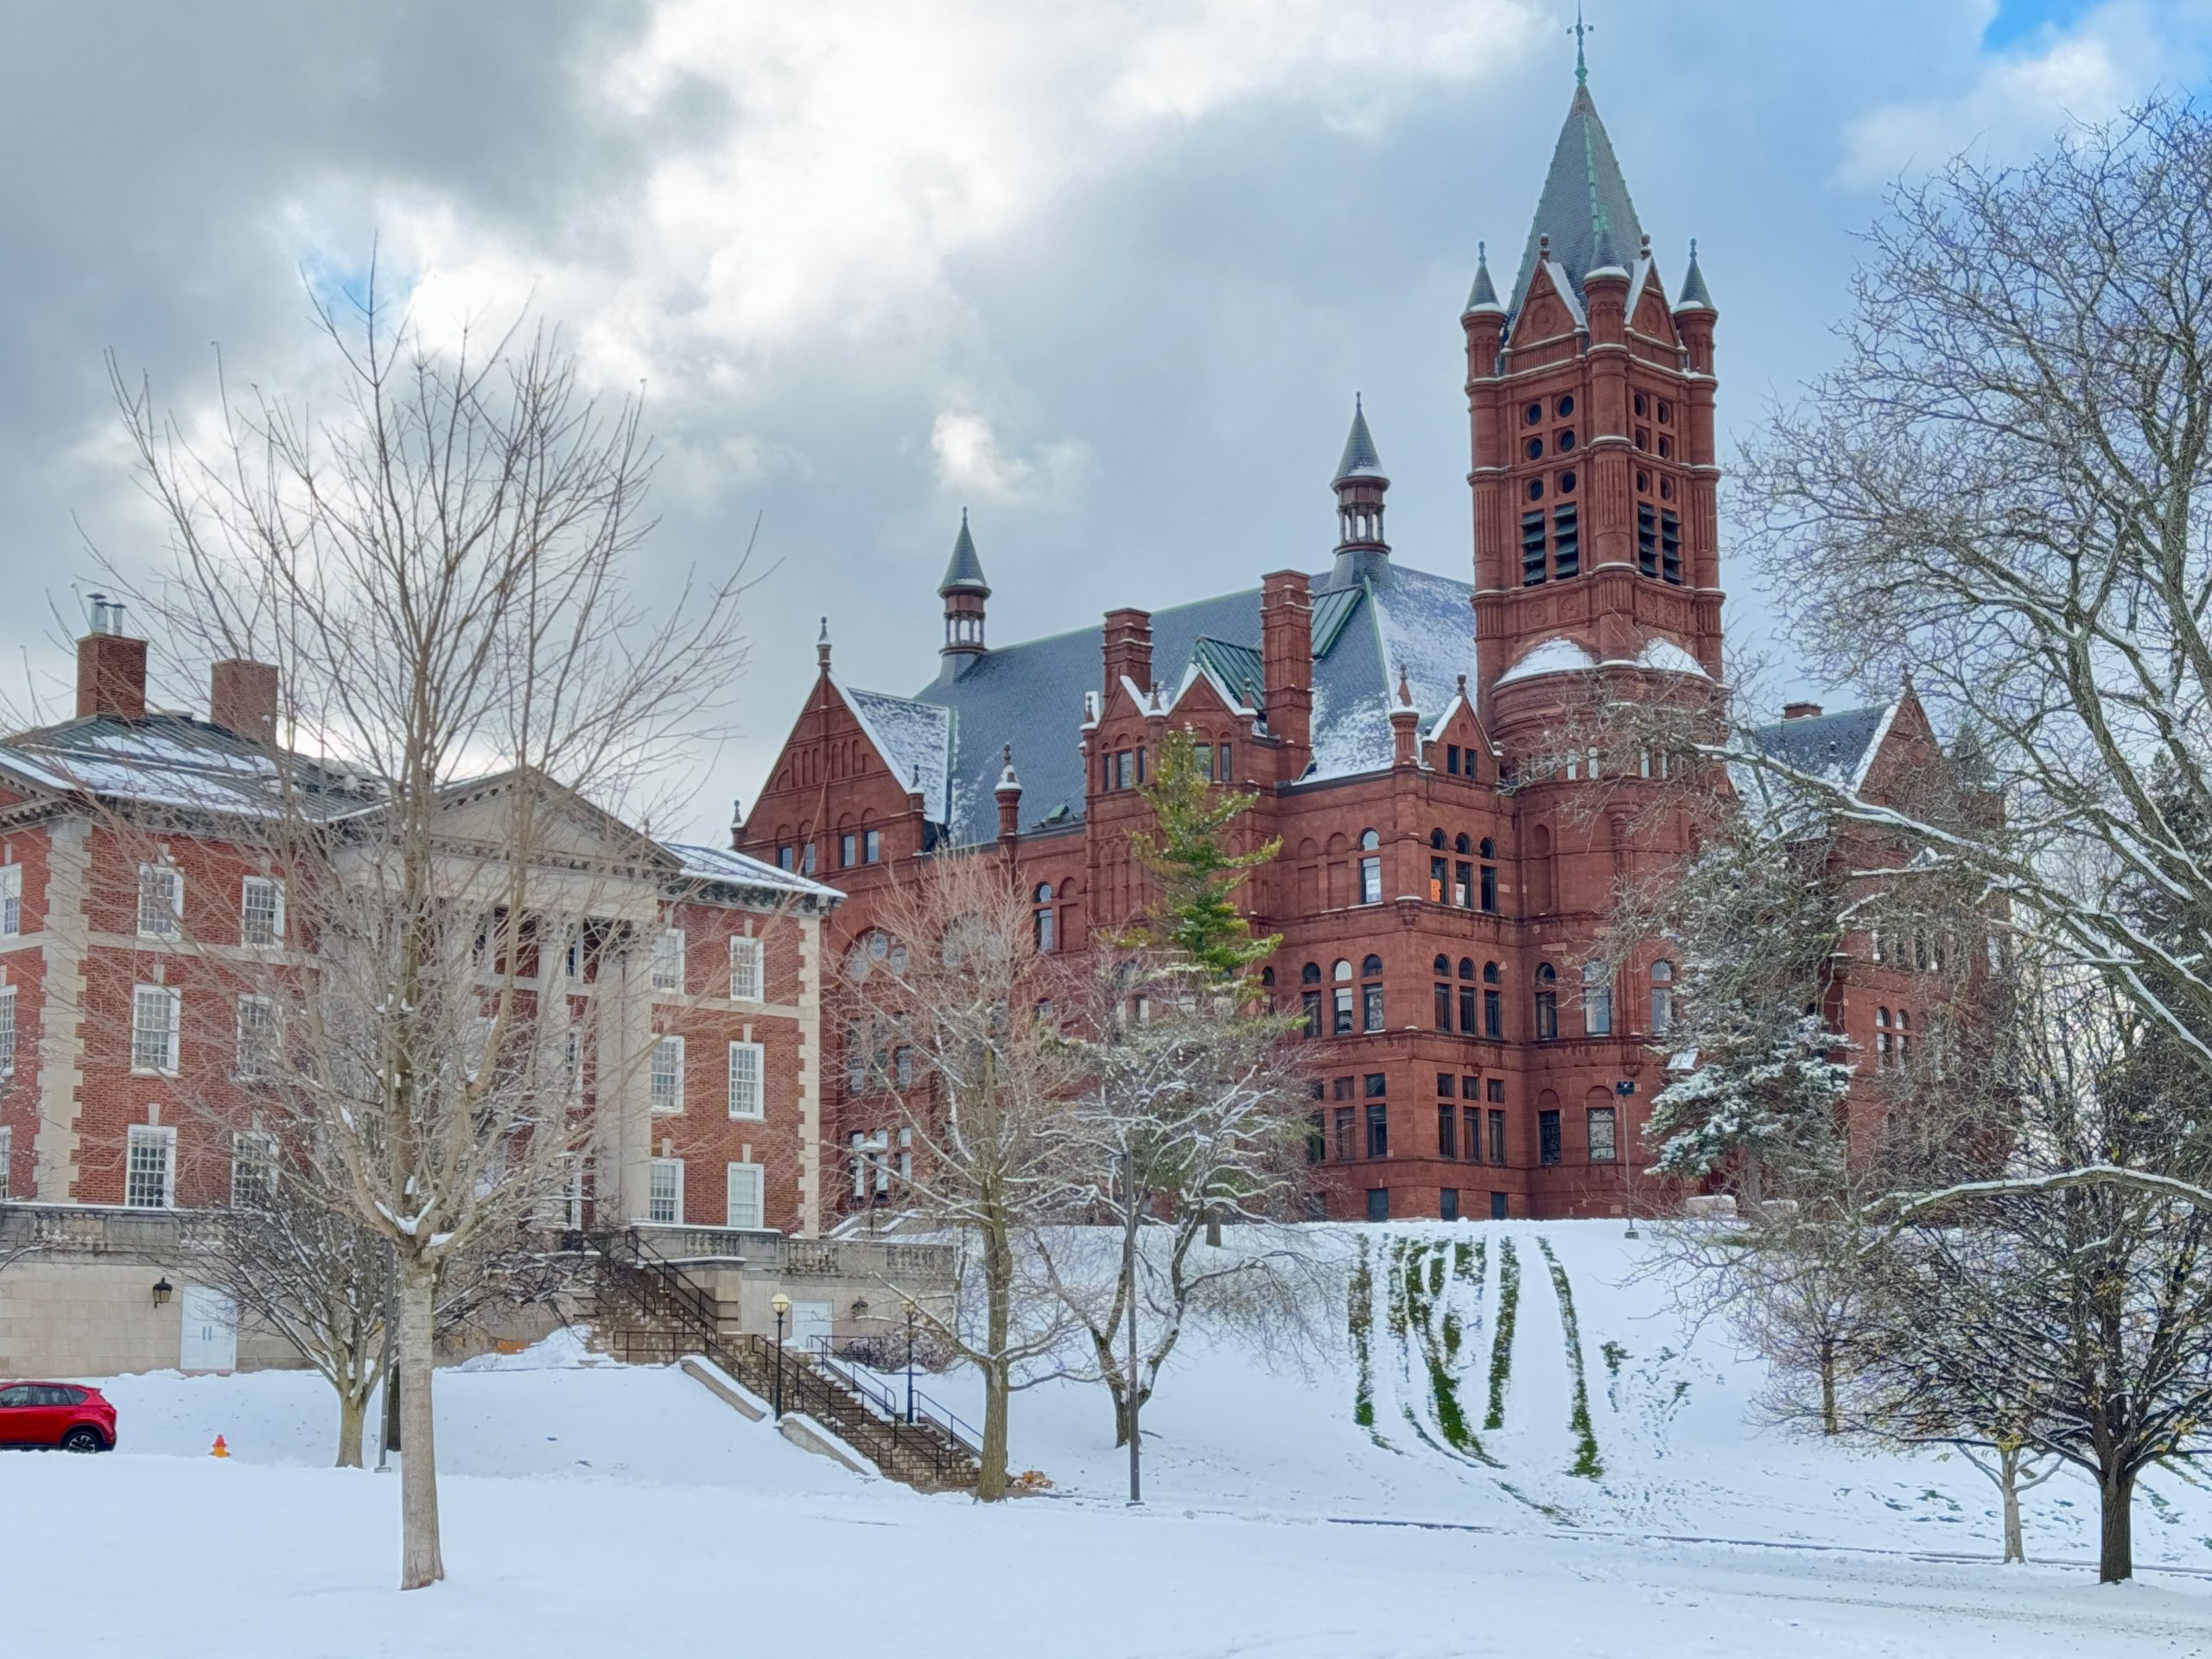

left=1504, top=80, right=1644, bottom=323
left=1330, top=396, right=1390, bottom=587
left=938, top=509, right=989, bottom=675
left=1464, top=240, right=1503, bottom=316
left=1675, top=238, right=1715, bottom=315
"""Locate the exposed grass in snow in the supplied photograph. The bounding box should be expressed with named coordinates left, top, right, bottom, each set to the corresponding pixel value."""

left=1538, top=1236, right=1604, bottom=1481
left=1484, top=1236, right=1522, bottom=1431
left=1348, top=1237, right=1376, bottom=1433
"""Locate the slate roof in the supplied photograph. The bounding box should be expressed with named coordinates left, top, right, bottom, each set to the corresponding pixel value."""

left=835, top=556, right=1484, bottom=848
left=1751, top=704, right=1892, bottom=790
left=661, top=841, right=842, bottom=906
left=1334, top=397, right=1386, bottom=482
left=1676, top=240, right=1715, bottom=312
left=0, top=713, right=372, bottom=820
left=938, top=511, right=989, bottom=594
left=1505, top=81, right=1645, bottom=327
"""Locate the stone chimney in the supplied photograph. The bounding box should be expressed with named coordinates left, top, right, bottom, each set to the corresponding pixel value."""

left=1102, top=608, right=1153, bottom=697
left=210, top=658, right=279, bottom=743
left=75, top=594, right=148, bottom=720
left=1783, top=702, right=1824, bottom=721
left=1260, top=571, right=1313, bottom=777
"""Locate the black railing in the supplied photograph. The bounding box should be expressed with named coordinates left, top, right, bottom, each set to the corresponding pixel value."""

left=587, top=1228, right=980, bottom=1487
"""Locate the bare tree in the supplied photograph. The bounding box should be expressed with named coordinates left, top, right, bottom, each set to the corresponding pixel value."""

left=100, top=270, right=750, bottom=1586
left=842, top=855, right=1087, bottom=1501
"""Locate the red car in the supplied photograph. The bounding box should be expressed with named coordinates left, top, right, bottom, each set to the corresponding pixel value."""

left=0, top=1382, right=116, bottom=1451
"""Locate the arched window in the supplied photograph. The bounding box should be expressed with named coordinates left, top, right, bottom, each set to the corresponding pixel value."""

left=1357, top=830, right=1382, bottom=905
left=1875, top=1006, right=1892, bottom=1067
left=1032, top=883, right=1056, bottom=952
left=1433, top=957, right=1452, bottom=1032
left=1361, top=955, right=1385, bottom=1033
left=1332, top=959, right=1355, bottom=1035
left=1454, top=833, right=1471, bottom=855
left=1896, top=1009, right=1911, bottom=1065
left=1260, top=964, right=1276, bottom=1014
left=1482, top=962, right=1503, bottom=1039
left=1583, top=961, right=1612, bottom=1036
left=1649, top=960, right=1675, bottom=1033
left=1300, top=963, right=1323, bottom=1039
left=1301, top=962, right=1321, bottom=984
left=1535, top=963, right=1559, bottom=1041
left=1430, top=829, right=1446, bottom=849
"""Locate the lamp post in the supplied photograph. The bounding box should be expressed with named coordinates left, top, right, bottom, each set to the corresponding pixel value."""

left=771, top=1292, right=792, bottom=1421
left=903, top=1301, right=918, bottom=1425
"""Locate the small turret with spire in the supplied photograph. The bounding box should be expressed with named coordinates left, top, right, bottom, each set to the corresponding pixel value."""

left=1332, top=395, right=1390, bottom=587
left=938, top=508, right=990, bottom=677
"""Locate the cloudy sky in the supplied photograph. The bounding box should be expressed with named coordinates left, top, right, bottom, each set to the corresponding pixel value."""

left=9, top=0, right=2209, bottom=839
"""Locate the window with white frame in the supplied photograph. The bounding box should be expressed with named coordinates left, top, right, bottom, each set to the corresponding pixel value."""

left=239, top=876, right=283, bottom=946
left=0, top=861, right=21, bottom=936
left=897, top=1125, right=912, bottom=1183
left=125, top=1124, right=176, bottom=1209
left=849, top=1129, right=867, bottom=1198
left=725, top=1160, right=765, bottom=1230
left=232, top=1130, right=277, bottom=1209
left=647, top=1158, right=683, bottom=1224
left=0, top=1124, right=10, bottom=1200
left=0, top=983, right=16, bottom=1077
left=651, top=928, right=685, bottom=993
left=132, top=984, right=181, bottom=1074
left=651, top=1034, right=684, bottom=1114
left=729, top=936, right=764, bottom=1001
left=137, top=863, right=182, bottom=938
left=235, top=995, right=277, bottom=1080
left=728, top=1039, right=764, bottom=1119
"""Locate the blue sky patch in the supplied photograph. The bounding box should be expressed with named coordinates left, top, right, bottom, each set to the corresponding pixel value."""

left=1983, top=0, right=2100, bottom=50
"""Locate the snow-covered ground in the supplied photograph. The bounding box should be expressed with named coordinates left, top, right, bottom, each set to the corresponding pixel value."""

left=10, top=1224, right=2212, bottom=1657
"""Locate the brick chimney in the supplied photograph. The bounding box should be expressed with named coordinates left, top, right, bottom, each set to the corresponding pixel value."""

left=995, top=747, right=1022, bottom=844
left=1102, top=608, right=1153, bottom=697
left=75, top=594, right=147, bottom=720
left=1389, top=665, right=1421, bottom=769
left=1260, top=571, right=1313, bottom=777
left=210, top=658, right=279, bottom=743
left=1783, top=701, right=1824, bottom=721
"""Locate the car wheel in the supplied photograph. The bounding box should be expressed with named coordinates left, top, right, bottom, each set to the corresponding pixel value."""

left=60, top=1427, right=105, bottom=1453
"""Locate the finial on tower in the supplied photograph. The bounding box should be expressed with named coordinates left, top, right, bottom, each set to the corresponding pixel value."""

left=1570, top=2, right=1593, bottom=86
left=938, top=510, right=990, bottom=670
left=817, top=616, right=832, bottom=671
left=1465, top=240, right=1503, bottom=315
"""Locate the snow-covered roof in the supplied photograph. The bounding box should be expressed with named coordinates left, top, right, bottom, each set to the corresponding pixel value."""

left=0, top=714, right=372, bottom=821
left=1751, top=702, right=1894, bottom=790
left=1497, top=637, right=1599, bottom=686
left=660, top=842, right=842, bottom=907
left=837, top=680, right=953, bottom=826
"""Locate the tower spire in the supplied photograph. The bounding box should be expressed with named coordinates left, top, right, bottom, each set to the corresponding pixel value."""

left=938, top=509, right=990, bottom=674
left=1331, top=395, right=1390, bottom=587
left=1570, top=2, right=1593, bottom=86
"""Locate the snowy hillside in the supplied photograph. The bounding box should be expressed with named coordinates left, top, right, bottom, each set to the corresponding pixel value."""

left=11, top=1228, right=2212, bottom=1657
left=922, top=1221, right=2212, bottom=1572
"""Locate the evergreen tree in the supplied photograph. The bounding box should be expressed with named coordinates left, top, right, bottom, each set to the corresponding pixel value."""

left=1125, top=728, right=1282, bottom=991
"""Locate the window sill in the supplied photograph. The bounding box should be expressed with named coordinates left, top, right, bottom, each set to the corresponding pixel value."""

left=728, top=1111, right=766, bottom=1123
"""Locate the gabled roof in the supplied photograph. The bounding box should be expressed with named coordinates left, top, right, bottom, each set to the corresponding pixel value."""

left=1188, top=638, right=1265, bottom=713
left=836, top=679, right=953, bottom=825
left=1506, top=81, right=1645, bottom=327
left=1752, top=703, right=1891, bottom=790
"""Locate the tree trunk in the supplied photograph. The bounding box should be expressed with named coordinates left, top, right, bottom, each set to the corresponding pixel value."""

left=397, top=1257, right=445, bottom=1589
left=976, top=1223, right=1013, bottom=1502
left=2098, top=1463, right=2135, bottom=1584
left=1818, top=1342, right=1838, bottom=1436
left=335, top=1386, right=367, bottom=1470
left=1999, top=1446, right=2025, bottom=1564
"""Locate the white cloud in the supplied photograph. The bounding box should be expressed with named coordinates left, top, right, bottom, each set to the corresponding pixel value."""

left=930, top=407, right=1092, bottom=504
left=1838, top=2, right=2182, bottom=190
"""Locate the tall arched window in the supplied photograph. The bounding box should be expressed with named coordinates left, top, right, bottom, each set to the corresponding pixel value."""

left=1032, top=883, right=1056, bottom=952
left=1875, top=1006, right=1892, bottom=1067
left=1535, top=963, right=1559, bottom=1041
left=1583, top=961, right=1612, bottom=1036
left=1433, top=956, right=1452, bottom=1032
left=1357, top=830, right=1382, bottom=905
left=1649, top=960, right=1675, bottom=1033
left=1332, top=959, right=1355, bottom=1035
left=1361, top=954, right=1385, bottom=1032
left=1478, top=838, right=1498, bottom=912
left=1482, top=961, right=1503, bottom=1039
left=1896, top=1009, right=1911, bottom=1065
left=1300, top=962, right=1322, bottom=1039
left=1458, top=957, right=1478, bottom=1034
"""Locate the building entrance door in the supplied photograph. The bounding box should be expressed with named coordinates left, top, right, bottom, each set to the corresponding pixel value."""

left=180, top=1287, right=238, bottom=1373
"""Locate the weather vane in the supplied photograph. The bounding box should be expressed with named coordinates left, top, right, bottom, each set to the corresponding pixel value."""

left=1569, top=2, right=1593, bottom=86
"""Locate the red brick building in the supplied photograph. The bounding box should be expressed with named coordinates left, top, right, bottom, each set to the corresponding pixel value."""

left=741, top=72, right=1930, bottom=1224
left=0, top=611, right=845, bottom=1376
